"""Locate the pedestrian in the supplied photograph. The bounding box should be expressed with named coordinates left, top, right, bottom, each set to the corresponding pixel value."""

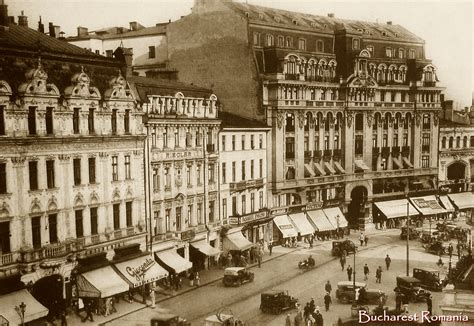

left=375, top=266, right=383, bottom=283
left=340, top=255, right=346, bottom=271
left=355, top=288, right=360, bottom=304
left=227, top=252, right=233, bottom=266
left=346, top=265, right=353, bottom=281
left=149, top=284, right=156, bottom=308
left=268, top=242, right=273, bottom=256
left=285, top=314, right=292, bottom=326
left=448, top=243, right=454, bottom=259
left=104, top=297, right=111, bottom=317
left=426, top=295, right=433, bottom=315
left=309, top=297, right=315, bottom=313
left=359, top=286, right=367, bottom=305
left=82, top=299, right=94, bottom=322
left=385, top=254, right=391, bottom=270
left=188, top=271, right=195, bottom=287
left=303, top=303, right=310, bottom=320
left=257, top=251, right=262, bottom=268
left=294, top=309, right=303, bottom=326
left=324, top=292, right=332, bottom=311
left=364, top=234, right=369, bottom=246
left=325, top=280, right=332, bottom=294
left=363, top=264, right=370, bottom=281
left=359, top=233, right=365, bottom=246
left=313, top=307, right=323, bottom=326
left=195, top=272, right=201, bottom=286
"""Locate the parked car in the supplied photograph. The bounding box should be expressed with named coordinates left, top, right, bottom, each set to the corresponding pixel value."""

left=151, top=313, right=191, bottom=326
left=412, top=268, right=444, bottom=291
left=335, top=281, right=386, bottom=304
left=400, top=226, right=420, bottom=240
left=260, top=290, right=298, bottom=314
left=395, top=276, right=431, bottom=302
left=423, top=241, right=447, bottom=256
left=331, top=240, right=357, bottom=257
left=223, top=267, right=254, bottom=287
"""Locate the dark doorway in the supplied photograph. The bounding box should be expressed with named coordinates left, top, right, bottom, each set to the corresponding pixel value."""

left=348, top=186, right=368, bottom=228
left=447, top=162, right=466, bottom=181
left=31, top=274, right=64, bottom=313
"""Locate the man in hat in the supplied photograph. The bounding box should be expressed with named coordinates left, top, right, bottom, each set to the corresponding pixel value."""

left=324, top=280, right=332, bottom=294
left=324, top=292, right=332, bottom=311
left=346, top=265, right=353, bottom=281
left=385, top=254, right=391, bottom=270
left=313, top=307, right=323, bottom=326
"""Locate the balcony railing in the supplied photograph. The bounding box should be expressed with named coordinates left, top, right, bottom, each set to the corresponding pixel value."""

left=285, top=73, right=300, bottom=80
left=313, top=150, right=322, bottom=158
left=0, top=252, right=14, bottom=266
left=381, top=147, right=391, bottom=156
left=392, top=146, right=400, bottom=155
left=304, top=150, right=312, bottom=158
left=423, top=81, right=436, bottom=87
left=323, top=149, right=333, bottom=157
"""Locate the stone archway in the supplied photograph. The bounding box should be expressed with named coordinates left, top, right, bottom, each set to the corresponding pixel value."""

left=348, top=186, right=368, bottom=228
left=447, top=161, right=466, bottom=181
left=31, top=274, right=64, bottom=315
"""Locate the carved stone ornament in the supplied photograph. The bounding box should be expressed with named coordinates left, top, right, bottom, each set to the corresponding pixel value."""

left=276, top=111, right=284, bottom=129
left=297, top=112, right=305, bottom=129
left=367, top=113, right=374, bottom=127
left=346, top=111, right=354, bottom=128
left=18, top=58, right=60, bottom=97
left=104, top=70, right=134, bottom=101
left=11, top=157, right=26, bottom=166
left=64, top=66, right=100, bottom=100
left=434, top=113, right=439, bottom=127
left=415, top=113, right=421, bottom=127
left=0, top=80, right=12, bottom=96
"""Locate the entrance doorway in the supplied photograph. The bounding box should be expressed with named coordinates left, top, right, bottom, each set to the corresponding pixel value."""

left=31, top=274, right=64, bottom=313
left=348, top=186, right=368, bottom=227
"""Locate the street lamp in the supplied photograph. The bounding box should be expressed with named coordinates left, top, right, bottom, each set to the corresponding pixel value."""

left=336, top=214, right=340, bottom=238
left=15, top=302, right=26, bottom=326
left=405, top=190, right=410, bottom=276
left=346, top=239, right=357, bottom=306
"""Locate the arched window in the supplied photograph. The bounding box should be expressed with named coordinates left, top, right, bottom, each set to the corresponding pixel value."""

left=448, top=137, right=453, bottom=148
left=266, top=34, right=274, bottom=46
left=325, top=113, right=332, bottom=131
left=383, top=113, right=391, bottom=130
left=441, top=137, right=446, bottom=149
left=355, top=113, right=364, bottom=131
left=456, top=136, right=461, bottom=148
left=463, top=136, right=468, bottom=148
left=285, top=113, right=295, bottom=132
left=404, top=113, right=411, bottom=129
left=305, top=112, right=312, bottom=131
left=335, top=112, right=343, bottom=132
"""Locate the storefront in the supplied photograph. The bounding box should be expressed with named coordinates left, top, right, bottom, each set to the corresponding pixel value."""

left=288, top=212, right=315, bottom=240
left=322, top=207, right=348, bottom=234
left=154, top=249, right=193, bottom=275
left=373, top=199, right=419, bottom=229
left=113, top=253, right=168, bottom=289
left=410, top=196, right=448, bottom=226
left=0, top=289, right=49, bottom=325
left=272, top=214, right=298, bottom=245
left=76, top=265, right=129, bottom=299
left=306, top=209, right=335, bottom=240
left=190, top=238, right=221, bottom=271
left=229, top=210, right=270, bottom=244
left=448, top=192, right=474, bottom=223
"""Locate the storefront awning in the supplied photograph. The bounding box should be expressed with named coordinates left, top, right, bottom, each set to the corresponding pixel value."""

left=402, top=157, right=414, bottom=168
left=306, top=209, right=336, bottom=232
left=374, top=199, right=419, bottom=219
left=334, top=161, right=346, bottom=174
left=155, top=249, right=193, bottom=274
left=323, top=207, right=348, bottom=228
left=191, top=239, right=221, bottom=257
left=304, top=163, right=316, bottom=177
left=314, top=162, right=326, bottom=176
left=355, top=160, right=370, bottom=171
left=223, top=227, right=254, bottom=251
left=114, top=254, right=168, bottom=288
left=288, top=212, right=315, bottom=236
left=0, top=290, right=49, bottom=325
left=392, top=157, right=403, bottom=169
left=273, top=214, right=298, bottom=238
left=410, top=196, right=447, bottom=216
left=76, top=265, right=129, bottom=298
left=448, top=192, right=474, bottom=210
left=439, top=195, right=455, bottom=212
left=324, top=162, right=336, bottom=175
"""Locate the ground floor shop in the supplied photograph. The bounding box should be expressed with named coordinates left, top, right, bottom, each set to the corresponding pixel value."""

left=0, top=289, right=49, bottom=325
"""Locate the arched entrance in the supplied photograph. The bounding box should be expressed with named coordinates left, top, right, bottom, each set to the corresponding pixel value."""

left=447, top=162, right=467, bottom=192
left=348, top=186, right=368, bottom=227
left=31, top=274, right=64, bottom=314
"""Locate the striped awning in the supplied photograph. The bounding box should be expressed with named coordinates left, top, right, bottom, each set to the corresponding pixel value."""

left=402, top=157, right=413, bottom=168
left=304, top=163, right=316, bottom=177
left=392, top=157, right=403, bottom=169
left=325, top=162, right=336, bottom=174
left=334, top=161, right=346, bottom=174
left=314, top=162, right=326, bottom=176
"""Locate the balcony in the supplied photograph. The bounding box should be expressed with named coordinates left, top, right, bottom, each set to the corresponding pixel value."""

left=0, top=252, right=16, bottom=266
left=313, top=150, right=322, bottom=158
left=372, top=147, right=380, bottom=155
left=381, top=147, right=391, bottom=156
left=206, top=144, right=216, bottom=153
left=304, top=150, right=312, bottom=158
left=323, top=149, right=333, bottom=157
left=391, top=146, right=400, bottom=155
left=285, top=73, right=300, bottom=81
left=423, top=81, right=436, bottom=87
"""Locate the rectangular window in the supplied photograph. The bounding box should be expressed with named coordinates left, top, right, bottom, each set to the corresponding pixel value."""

left=73, top=158, right=81, bottom=185
left=324, top=136, right=330, bottom=150
left=208, top=163, right=215, bottom=183
left=241, top=195, right=246, bottom=215
left=232, top=135, right=236, bottom=150
left=124, top=110, right=130, bottom=134
left=241, top=135, right=245, bottom=150
left=241, top=160, right=246, bottom=181
left=165, top=208, right=171, bottom=231
left=126, top=201, right=132, bottom=227
left=111, top=109, right=117, bottom=134
left=259, top=134, right=263, bottom=148
left=186, top=166, right=191, bottom=186
left=0, top=221, right=10, bottom=253
left=112, top=156, right=118, bottom=181
left=222, top=162, right=226, bottom=184
left=208, top=201, right=215, bottom=222
left=221, top=135, right=226, bottom=151
left=75, top=210, right=83, bottom=238
left=48, top=214, right=58, bottom=244
left=153, top=168, right=160, bottom=190
left=29, top=161, right=38, bottom=191
left=232, top=162, right=236, bottom=182
left=46, top=107, right=53, bottom=134
left=28, top=107, right=36, bottom=135
left=196, top=165, right=201, bottom=185
left=253, top=32, right=260, bottom=46
left=422, top=156, right=430, bottom=168
left=232, top=197, right=237, bottom=215
left=90, top=207, right=98, bottom=235
left=73, top=108, right=80, bottom=134
left=88, top=108, right=94, bottom=134
left=286, top=36, right=293, bottom=47
left=148, top=46, right=156, bottom=58
left=250, top=160, right=254, bottom=179
left=113, top=203, right=120, bottom=230
left=46, top=160, right=55, bottom=188
left=197, top=203, right=203, bottom=225
left=298, top=38, right=306, bottom=50
left=106, top=50, right=113, bottom=57
left=250, top=193, right=255, bottom=212
left=187, top=205, right=192, bottom=227
left=259, top=191, right=264, bottom=209
left=250, top=135, right=255, bottom=149
left=163, top=128, right=168, bottom=148
left=352, top=38, right=360, bottom=50
left=259, top=159, right=263, bottom=178
left=393, top=134, right=399, bottom=147
left=403, top=134, right=408, bottom=147
left=174, top=129, right=179, bottom=148
left=385, top=47, right=392, bottom=57
left=383, top=134, right=388, bottom=147
left=0, top=163, right=6, bottom=194
left=317, top=40, right=324, bottom=52
left=32, top=216, right=41, bottom=248
left=124, top=155, right=131, bottom=179
left=222, top=198, right=227, bottom=219
left=0, top=106, right=5, bottom=135
left=372, top=134, right=377, bottom=148
left=88, top=157, right=96, bottom=184
left=355, top=135, right=363, bottom=155
left=176, top=207, right=182, bottom=230
left=409, top=49, right=415, bottom=59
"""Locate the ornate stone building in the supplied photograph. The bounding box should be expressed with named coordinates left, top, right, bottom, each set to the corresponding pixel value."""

left=0, top=16, right=146, bottom=309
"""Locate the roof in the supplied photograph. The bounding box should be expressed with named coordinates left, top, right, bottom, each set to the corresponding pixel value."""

left=227, top=2, right=424, bottom=43
left=127, top=75, right=214, bottom=101
left=0, top=24, right=109, bottom=60
left=219, top=111, right=269, bottom=129
left=67, top=24, right=168, bottom=41
left=439, top=118, right=471, bottom=128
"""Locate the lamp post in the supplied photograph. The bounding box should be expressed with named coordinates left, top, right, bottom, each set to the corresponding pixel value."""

left=15, top=301, right=26, bottom=326
left=405, top=191, right=410, bottom=276
left=336, top=214, right=340, bottom=238
left=346, top=239, right=357, bottom=305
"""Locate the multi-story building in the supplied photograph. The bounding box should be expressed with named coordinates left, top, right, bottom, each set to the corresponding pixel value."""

left=152, top=0, right=443, bottom=229
left=218, top=112, right=270, bottom=245
left=0, top=7, right=146, bottom=312
left=133, top=75, right=221, bottom=271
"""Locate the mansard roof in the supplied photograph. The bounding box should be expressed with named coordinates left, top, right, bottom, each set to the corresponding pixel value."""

left=228, top=2, right=424, bottom=43
left=219, top=111, right=269, bottom=129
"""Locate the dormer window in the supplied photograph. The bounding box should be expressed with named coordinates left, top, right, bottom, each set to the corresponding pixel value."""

left=292, top=19, right=298, bottom=25
left=258, top=14, right=264, bottom=20
left=311, top=22, right=318, bottom=28
left=274, top=16, right=281, bottom=23
left=382, top=31, right=387, bottom=36
left=352, top=38, right=360, bottom=50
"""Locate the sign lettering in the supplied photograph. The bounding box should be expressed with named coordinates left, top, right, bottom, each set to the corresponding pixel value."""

left=125, top=257, right=156, bottom=282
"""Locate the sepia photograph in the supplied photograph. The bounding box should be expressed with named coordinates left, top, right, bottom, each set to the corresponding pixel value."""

left=0, top=0, right=473, bottom=325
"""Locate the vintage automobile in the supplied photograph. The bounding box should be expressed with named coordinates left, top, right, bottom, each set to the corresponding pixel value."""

left=260, top=290, right=298, bottom=314
left=412, top=268, right=444, bottom=291
left=419, top=228, right=440, bottom=243
left=223, top=267, right=254, bottom=287
left=400, top=226, right=420, bottom=240
left=395, top=276, right=431, bottom=302
left=151, top=313, right=191, bottom=326
left=335, top=281, right=386, bottom=304
left=204, top=309, right=243, bottom=326
left=331, top=240, right=357, bottom=257
left=423, top=240, right=447, bottom=256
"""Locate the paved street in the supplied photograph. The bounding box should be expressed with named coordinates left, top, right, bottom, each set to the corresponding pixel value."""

left=104, top=229, right=452, bottom=325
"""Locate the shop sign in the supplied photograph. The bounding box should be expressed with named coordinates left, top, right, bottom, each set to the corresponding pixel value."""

left=180, top=229, right=196, bottom=241
left=126, top=257, right=156, bottom=283
left=270, top=207, right=288, bottom=216
left=306, top=202, right=323, bottom=210
left=230, top=211, right=268, bottom=225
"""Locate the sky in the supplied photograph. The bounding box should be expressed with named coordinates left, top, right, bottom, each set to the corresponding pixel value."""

left=8, top=0, right=474, bottom=108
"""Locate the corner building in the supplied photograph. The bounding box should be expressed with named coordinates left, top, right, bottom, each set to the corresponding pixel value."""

left=161, top=0, right=443, bottom=228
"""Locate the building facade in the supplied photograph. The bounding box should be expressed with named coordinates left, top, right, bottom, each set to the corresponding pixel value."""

left=0, top=16, right=146, bottom=310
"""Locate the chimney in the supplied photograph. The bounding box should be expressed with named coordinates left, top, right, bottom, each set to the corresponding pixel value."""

left=53, top=25, right=60, bottom=38
left=327, top=13, right=335, bottom=18
left=129, top=21, right=138, bottom=31
left=18, top=10, right=27, bottom=27
left=38, top=16, right=44, bottom=33
left=386, top=21, right=392, bottom=25
left=0, top=0, right=8, bottom=27
left=49, top=22, right=55, bottom=37
left=77, top=26, right=88, bottom=37
left=114, top=47, right=134, bottom=76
